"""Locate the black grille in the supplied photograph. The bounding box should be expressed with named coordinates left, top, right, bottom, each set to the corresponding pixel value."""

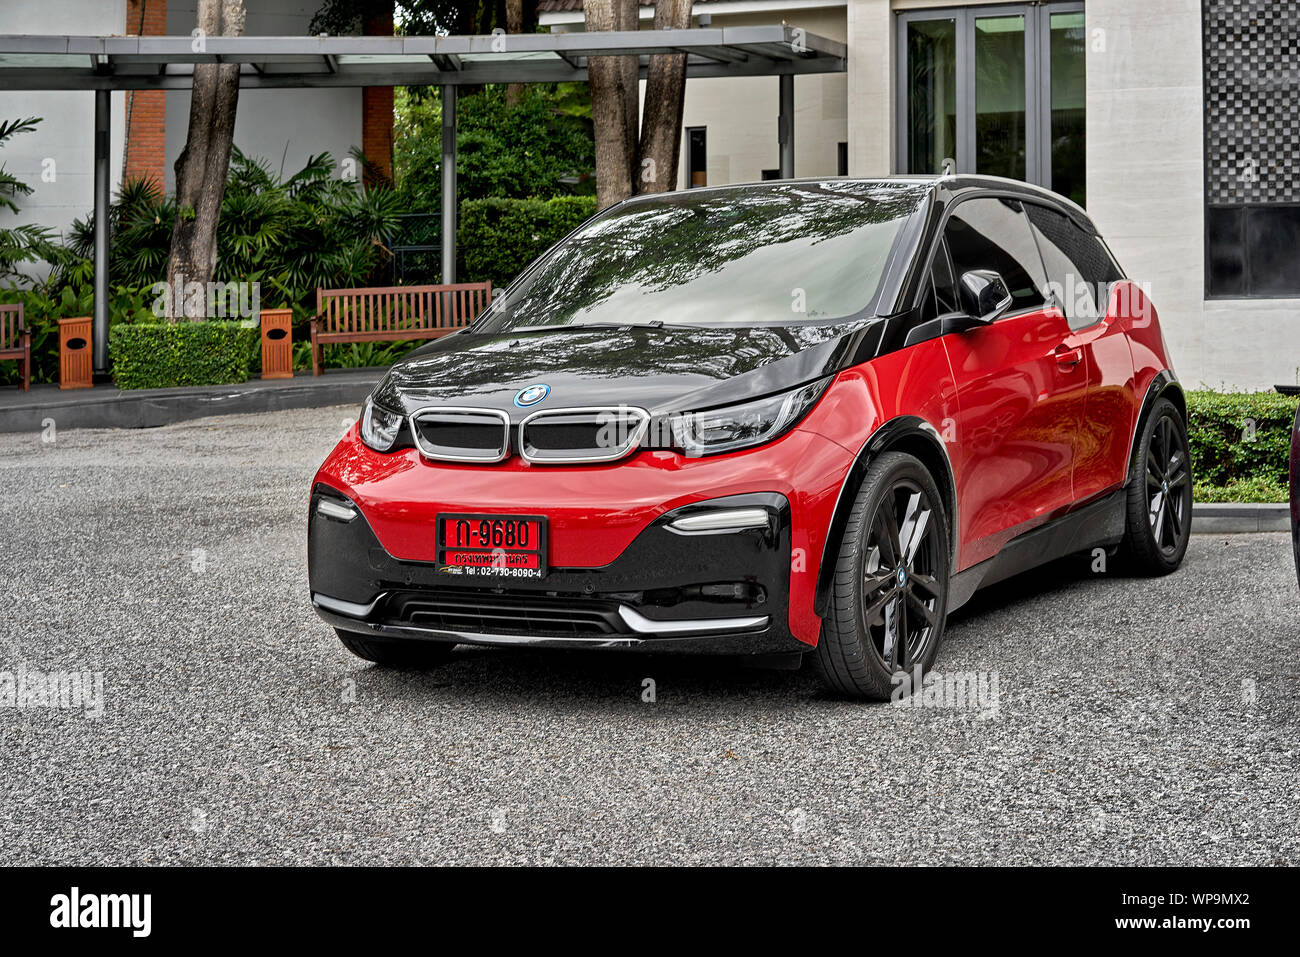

left=411, top=409, right=509, bottom=462
left=520, top=407, right=648, bottom=463
left=392, top=595, right=623, bottom=637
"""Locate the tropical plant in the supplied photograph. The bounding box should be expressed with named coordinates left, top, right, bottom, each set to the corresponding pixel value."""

left=58, top=148, right=405, bottom=317
left=0, top=116, right=61, bottom=285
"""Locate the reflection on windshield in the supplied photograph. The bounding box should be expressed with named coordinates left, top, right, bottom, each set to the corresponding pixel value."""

left=476, top=181, right=926, bottom=332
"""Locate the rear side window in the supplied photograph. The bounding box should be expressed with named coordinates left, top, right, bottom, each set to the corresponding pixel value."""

left=944, top=198, right=1047, bottom=314
left=1024, top=203, right=1124, bottom=330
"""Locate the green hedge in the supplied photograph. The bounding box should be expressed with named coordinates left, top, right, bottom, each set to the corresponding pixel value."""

left=459, top=195, right=598, bottom=287
left=109, top=320, right=258, bottom=390
left=1187, top=389, right=1297, bottom=503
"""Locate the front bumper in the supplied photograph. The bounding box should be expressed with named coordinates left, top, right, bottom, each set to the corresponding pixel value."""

left=308, top=487, right=808, bottom=655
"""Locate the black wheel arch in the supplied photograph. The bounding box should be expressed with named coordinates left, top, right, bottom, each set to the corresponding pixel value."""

left=1125, top=370, right=1187, bottom=487
left=812, top=416, right=958, bottom=619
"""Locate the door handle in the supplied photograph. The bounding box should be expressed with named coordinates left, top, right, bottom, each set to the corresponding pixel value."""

left=1054, top=345, right=1083, bottom=369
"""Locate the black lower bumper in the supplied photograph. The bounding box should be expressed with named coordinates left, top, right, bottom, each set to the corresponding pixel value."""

left=307, top=487, right=807, bottom=656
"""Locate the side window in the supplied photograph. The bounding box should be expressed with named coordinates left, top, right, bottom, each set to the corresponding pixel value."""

left=944, top=198, right=1048, bottom=314
left=1025, top=202, right=1122, bottom=330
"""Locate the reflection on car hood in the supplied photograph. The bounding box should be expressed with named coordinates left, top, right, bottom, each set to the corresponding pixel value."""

left=373, top=322, right=876, bottom=417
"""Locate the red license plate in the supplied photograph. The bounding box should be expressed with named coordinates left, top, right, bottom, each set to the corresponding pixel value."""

left=436, top=514, right=547, bottom=580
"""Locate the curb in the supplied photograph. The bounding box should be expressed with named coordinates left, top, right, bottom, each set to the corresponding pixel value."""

left=0, top=369, right=383, bottom=433
left=1192, top=502, right=1291, bottom=534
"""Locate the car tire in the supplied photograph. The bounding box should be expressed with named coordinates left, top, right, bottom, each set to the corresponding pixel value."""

left=1120, top=398, right=1192, bottom=575
left=813, top=451, right=950, bottom=701
left=335, top=629, right=456, bottom=668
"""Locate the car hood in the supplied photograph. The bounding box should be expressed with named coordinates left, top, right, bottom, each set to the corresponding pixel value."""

left=372, top=322, right=879, bottom=417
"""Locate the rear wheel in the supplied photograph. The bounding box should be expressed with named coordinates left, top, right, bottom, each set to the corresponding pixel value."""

left=336, top=629, right=456, bottom=668
left=1120, top=398, right=1192, bottom=574
left=813, top=451, right=950, bottom=701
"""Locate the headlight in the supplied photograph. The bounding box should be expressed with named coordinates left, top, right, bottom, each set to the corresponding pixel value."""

left=668, top=378, right=830, bottom=456
left=359, top=396, right=404, bottom=452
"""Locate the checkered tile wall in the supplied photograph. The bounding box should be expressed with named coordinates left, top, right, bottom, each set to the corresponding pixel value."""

left=1204, top=0, right=1300, bottom=205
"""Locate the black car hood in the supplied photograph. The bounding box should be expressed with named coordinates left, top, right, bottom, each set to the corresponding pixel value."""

left=373, top=322, right=882, bottom=417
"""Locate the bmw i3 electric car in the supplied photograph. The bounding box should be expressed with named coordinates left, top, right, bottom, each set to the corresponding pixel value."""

left=308, top=176, right=1192, bottom=699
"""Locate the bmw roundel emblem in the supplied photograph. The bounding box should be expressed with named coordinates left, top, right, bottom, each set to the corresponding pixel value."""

left=514, top=383, right=550, bottom=408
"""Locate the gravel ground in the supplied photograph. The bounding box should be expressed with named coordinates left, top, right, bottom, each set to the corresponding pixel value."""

left=0, top=406, right=1296, bottom=865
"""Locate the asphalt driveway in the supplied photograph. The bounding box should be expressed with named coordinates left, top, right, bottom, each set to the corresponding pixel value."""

left=1, top=406, right=1296, bottom=865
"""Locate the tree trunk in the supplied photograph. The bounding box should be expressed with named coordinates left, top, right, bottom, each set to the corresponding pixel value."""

left=636, top=0, right=693, bottom=194
left=505, top=0, right=525, bottom=107
left=585, top=0, right=640, bottom=210
left=165, top=0, right=245, bottom=320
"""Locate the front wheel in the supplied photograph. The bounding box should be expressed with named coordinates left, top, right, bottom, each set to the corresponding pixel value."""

left=813, top=451, right=950, bottom=701
left=1120, top=398, right=1192, bottom=574
left=336, top=629, right=457, bottom=668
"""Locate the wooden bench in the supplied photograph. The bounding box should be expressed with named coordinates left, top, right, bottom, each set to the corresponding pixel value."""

left=0, top=303, right=31, bottom=391
left=310, top=282, right=493, bottom=376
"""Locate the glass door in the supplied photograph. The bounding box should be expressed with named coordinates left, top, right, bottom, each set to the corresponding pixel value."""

left=975, top=13, right=1028, bottom=181
left=904, top=17, right=959, bottom=175
left=897, top=3, right=1086, bottom=204
left=1045, top=10, right=1086, bottom=204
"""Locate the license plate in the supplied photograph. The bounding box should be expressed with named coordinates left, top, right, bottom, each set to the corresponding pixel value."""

left=436, top=513, right=547, bottom=580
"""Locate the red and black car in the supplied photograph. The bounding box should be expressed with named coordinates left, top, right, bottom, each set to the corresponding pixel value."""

left=309, top=176, right=1191, bottom=699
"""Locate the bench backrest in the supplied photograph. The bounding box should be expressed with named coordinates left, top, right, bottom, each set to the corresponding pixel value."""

left=315, top=282, right=493, bottom=336
left=0, top=303, right=23, bottom=351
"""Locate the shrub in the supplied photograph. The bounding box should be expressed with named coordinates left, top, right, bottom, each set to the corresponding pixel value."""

left=109, top=320, right=258, bottom=390
left=0, top=281, right=155, bottom=386
left=459, top=195, right=598, bottom=287
left=1187, top=389, right=1297, bottom=503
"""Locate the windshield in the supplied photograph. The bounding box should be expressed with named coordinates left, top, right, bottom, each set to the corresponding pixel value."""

left=474, top=181, right=925, bottom=332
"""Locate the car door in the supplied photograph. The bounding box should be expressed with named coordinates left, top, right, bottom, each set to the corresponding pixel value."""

left=1023, top=202, right=1136, bottom=504
left=938, top=196, right=1087, bottom=568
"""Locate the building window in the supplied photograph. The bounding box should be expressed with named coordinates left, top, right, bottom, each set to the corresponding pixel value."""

left=1203, top=1, right=1300, bottom=298
left=896, top=2, right=1085, bottom=206
left=837, top=141, right=848, bottom=176
left=687, top=127, right=707, bottom=187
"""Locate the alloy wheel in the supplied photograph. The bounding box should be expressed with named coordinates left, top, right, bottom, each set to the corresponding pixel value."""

left=1146, top=413, right=1191, bottom=555
left=859, top=480, right=943, bottom=673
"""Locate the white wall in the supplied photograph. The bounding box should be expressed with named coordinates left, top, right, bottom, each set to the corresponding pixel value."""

left=0, top=1, right=128, bottom=253
left=1086, top=0, right=1300, bottom=390
left=165, top=0, right=361, bottom=191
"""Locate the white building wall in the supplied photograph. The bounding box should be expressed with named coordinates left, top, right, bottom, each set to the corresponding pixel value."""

left=0, top=1, right=128, bottom=250
left=1086, top=0, right=1299, bottom=390
left=165, top=0, right=361, bottom=191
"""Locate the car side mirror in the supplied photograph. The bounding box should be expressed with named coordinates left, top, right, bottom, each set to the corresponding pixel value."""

left=958, top=269, right=1014, bottom=325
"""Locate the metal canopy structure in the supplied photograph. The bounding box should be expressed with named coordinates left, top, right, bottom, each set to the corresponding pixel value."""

left=0, top=27, right=847, bottom=373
